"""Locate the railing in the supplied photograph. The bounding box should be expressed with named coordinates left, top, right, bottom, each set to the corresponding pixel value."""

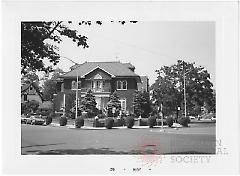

left=80, top=88, right=111, bottom=93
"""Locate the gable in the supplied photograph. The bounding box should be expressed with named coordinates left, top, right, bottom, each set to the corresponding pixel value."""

left=21, top=83, right=43, bottom=101
left=84, top=68, right=112, bottom=80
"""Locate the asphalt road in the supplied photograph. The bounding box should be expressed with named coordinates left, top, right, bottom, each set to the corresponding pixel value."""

left=21, top=123, right=216, bottom=155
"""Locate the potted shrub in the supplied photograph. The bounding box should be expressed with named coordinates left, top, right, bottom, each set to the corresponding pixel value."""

left=166, top=116, right=174, bottom=127
left=148, top=116, right=156, bottom=128
left=105, top=117, right=114, bottom=129
left=93, top=116, right=99, bottom=127
left=45, top=116, right=52, bottom=125
left=59, top=115, right=67, bottom=126
left=75, top=116, right=84, bottom=128
left=125, top=116, right=134, bottom=128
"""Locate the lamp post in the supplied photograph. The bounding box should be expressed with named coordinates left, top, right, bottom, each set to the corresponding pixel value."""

left=75, top=72, right=79, bottom=119
left=53, top=93, right=57, bottom=115
left=183, top=68, right=191, bottom=118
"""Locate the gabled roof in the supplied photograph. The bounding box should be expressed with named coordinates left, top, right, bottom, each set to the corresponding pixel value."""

left=21, top=82, right=43, bottom=100
left=62, top=61, right=140, bottom=79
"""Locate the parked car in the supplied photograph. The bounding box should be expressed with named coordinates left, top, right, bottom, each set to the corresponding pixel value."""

left=189, top=116, right=196, bottom=120
left=21, top=114, right=29, bottom=124
left=30, top=114, right=45, bottom=125
left=211, top=116, right=216, bottom=121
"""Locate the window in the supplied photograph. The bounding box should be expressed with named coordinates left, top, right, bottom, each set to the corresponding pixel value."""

left=23, top=94, right=27, bottom=101
left=117, top=81, right=122, bottom=89
left=72, top=81, right=81, bottom=90
left=122, top=81, right=127, bottom=90
left=117, top=80, right=127, bottom=90
left=119, top=99, right=126, bottom=112
left=71, top=81, right=76, bottom=90
left=92, top=80, right=103, bottom=92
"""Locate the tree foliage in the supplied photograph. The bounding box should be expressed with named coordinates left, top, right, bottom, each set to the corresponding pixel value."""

left=42, top=68, right=64, bottom=101
left=151, top=60, right=215, bottom=117
left=21, top=70, right=39, bottom=85
left=21, top=100, right=40, bottom=114
left=80, top=89, right=97, bottom=115
left=106, top=91, right=121, bottom=117
left=21, top=21, right=137, bottom=75
left=133, top=90, right=151, bottom=118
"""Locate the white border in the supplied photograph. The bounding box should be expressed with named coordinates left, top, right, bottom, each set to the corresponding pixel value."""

left=1, top=1, right=239, bottom=175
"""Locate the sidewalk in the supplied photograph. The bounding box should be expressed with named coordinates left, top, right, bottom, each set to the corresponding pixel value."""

left=49, top=122, right=176, bottom=130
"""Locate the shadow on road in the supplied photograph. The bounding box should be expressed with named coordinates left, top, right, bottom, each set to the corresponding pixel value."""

left=22, top=147, right=214, bottom=155
left=21, top=143, right=65, bottom=149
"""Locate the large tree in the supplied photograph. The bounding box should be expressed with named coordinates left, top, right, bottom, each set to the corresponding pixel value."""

left=42, top=68, right=64, bottom=101
left=133, top=90, right=151, bottom=118
left=80, top=89, right=97, bottom=117
left=106, top=91, right=121, bottom=117
left=151, top=60, right=215, bottom=117
left=21, top=21, right=137, bottom=75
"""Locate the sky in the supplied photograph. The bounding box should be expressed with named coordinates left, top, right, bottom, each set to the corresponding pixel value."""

left=46, top=21, right=215, bottom=87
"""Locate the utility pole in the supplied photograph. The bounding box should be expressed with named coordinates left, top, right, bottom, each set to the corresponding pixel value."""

left=183, top=71, right=187, bottom=118
left=75, top=72, right=79, bottom=119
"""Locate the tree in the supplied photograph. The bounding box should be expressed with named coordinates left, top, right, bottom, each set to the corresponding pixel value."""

left=133, top=90, right=151, bottom=118
left=21, top=100, right=40, bottom=114
left=21, top=70, right=39, bottom=85
left=151, top=60, right=215, bottom=117
left=42, top=68, right=64, bottom=101
left=80, top=89, right=97, bottom=117
left=21, top=21, right=137, bottom=75
left=106, top=91, right=121, bottom=117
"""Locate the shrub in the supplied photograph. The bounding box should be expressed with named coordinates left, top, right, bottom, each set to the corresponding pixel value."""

left=178, top=117, right=189, bottom=127
left=105, top=117, right=114, bottom=129
left=75, top=117, right=84, bottom=128
left=166, top=116, right=174, bottom=127
left=98, top=113, right=106, bottom=119
left=45, top=116, right=52, bottom=125
left=59, top=115, right=67, bottom=126
left=148, top=116, right=156, bottom=128
left=125, top=116, right=134, bottom=128
left=81, top=113, right=89, bottom=119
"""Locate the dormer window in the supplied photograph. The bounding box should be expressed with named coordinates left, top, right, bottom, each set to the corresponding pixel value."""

left=117, top=80, right=127, bottom=90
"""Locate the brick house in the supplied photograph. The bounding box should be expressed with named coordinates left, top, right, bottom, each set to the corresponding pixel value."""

left=55, top=61, right=148, bottom=114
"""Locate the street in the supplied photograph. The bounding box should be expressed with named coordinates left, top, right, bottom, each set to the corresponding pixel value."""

left=21, top=123, right=216, bottom=155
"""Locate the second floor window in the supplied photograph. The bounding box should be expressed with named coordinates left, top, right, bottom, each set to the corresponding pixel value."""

left=72, top=81, right=77, bottom=90
left=117, top=80, right=127, bottom=90
left=72, top=81, right=81, bottom=90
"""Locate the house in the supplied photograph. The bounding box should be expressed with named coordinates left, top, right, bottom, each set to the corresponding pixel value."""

left=55, top=61, right=147, bottom=114
left=21, top=82, right=43, bottom=104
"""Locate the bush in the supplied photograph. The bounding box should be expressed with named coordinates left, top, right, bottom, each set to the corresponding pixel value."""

left=148, top=116, right=156, bottom=128
left=75, top=117, right=84, bottom=128
left=59, top=115, right=67, bottom=126
left=166, top=116, right=174, bottom=127
left=125, top=116, right=134, bottom=128
left=45, top=116, right=52, bottom=125
left=178, top=117, right=189, bottom=127
left=105, top=117, right=114, bottom=129
left=97, top=113, right=106, bottom=119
